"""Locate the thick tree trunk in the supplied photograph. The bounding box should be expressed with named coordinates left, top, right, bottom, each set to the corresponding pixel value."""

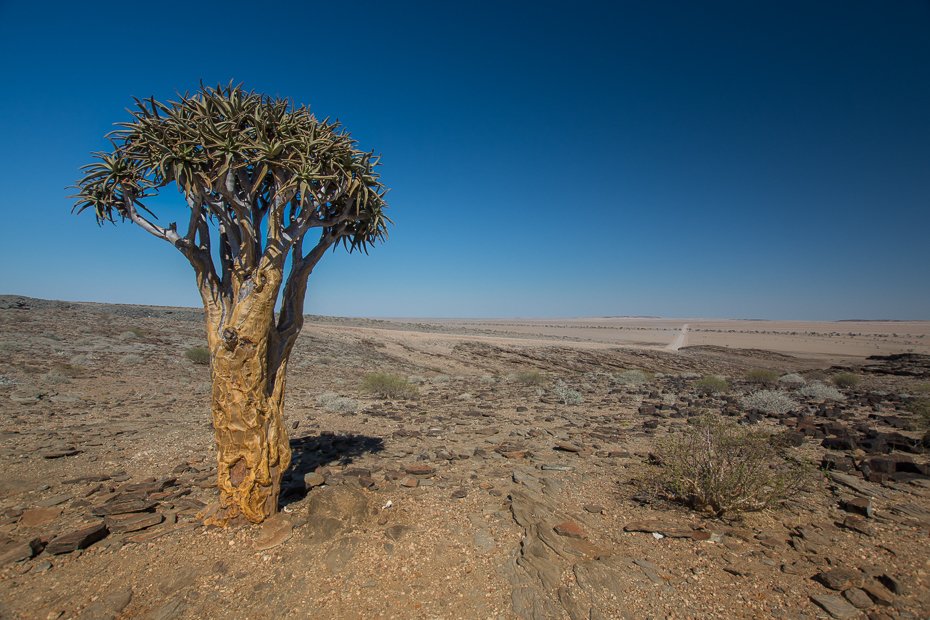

left=198, top=270, right=292, bottom=527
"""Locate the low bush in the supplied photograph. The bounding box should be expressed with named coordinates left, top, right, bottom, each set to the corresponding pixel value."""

left=798, top=382, right=844, bottom=401
left=803, top=370, right=829, bottom=382
left=778, top=373, right=806, bottom=386
left=360, top=373, right=418, bottom=399
left=831, top=373, right=860, bottom=389
left=746, top=369, right=779, bottom=385
left=904, top=398, right=930, bottom=428
left=516, top=371, right=546, bottom=386
left=184, top=347, right=211, bottom=365
left=553, top=381, right=584, bottom=405
left=614, top=370, right=651, bottom=386
left=316, top=392, right=358, bottom=413
left=740, top=390, right=799, bottom=414
left=695, top=376, right=729, bottom=396
left=643, top=415, right=811, bottom=517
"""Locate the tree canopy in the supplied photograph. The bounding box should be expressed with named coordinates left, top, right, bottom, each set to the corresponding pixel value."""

left=70, top=82, right=389, bottom=306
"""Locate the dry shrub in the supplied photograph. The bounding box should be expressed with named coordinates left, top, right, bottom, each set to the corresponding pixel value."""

left=184, top=347, right=211, bottom=365
left=695, top=376, right=729, bottom=396
left=831, top=373, right=860, bottom=389
left=553, top=381, right=584, bottom=405
left=746, top=369, right=779, bottom=385
left=360, top=373, right=418, bottom=399
left=515, top=371, right=546, bottom=386
left=740, top=390, right=798, bottom=414
left=316, top=393, right=358, bottom=413
left=643, top=415, right=811, bottom=517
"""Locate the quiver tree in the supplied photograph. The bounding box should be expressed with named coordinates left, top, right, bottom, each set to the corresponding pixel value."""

left=70, top=83, right=389, bottom=526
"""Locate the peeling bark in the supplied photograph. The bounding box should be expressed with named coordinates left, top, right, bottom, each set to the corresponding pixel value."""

left=198, top=266, right=292, bottom=526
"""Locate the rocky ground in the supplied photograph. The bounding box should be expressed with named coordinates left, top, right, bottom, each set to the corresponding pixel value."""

left=0, top=296, right=928, bottom=620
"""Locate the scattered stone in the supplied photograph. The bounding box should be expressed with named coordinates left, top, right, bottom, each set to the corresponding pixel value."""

left=843, top=497, right=874, bottom=518
left=843, top=587, right=874, bottom=609
left=106, top=512, right=164, bottom=534
left=554, top=442, right=582, bottom=452
left=451, top=488, right=467, bottom=498
left=400, top=476, right=419, bottom=488
left=811, top=593, right=862, bottom=619
left=45, top=521, right=108, bottom=555
left=553, top=522, right=586, bottom=539
left=35, top=494, right=71, bottom=508
left=816, top=567, right=864, bottom=591
left=402, top=464, right=435, bottom=476
left=540, top=464, right=575, bottom=472
left=303, top=472, right=325, bottom=489
left=0, top=538, right=42, bottom=565
left=20, top=507, right=62, bottom=528
left=583, top=504, right=605, bottom=514
left=91, top=498, right=157, bottom=516
left=862, top=582, right=895, bottom=606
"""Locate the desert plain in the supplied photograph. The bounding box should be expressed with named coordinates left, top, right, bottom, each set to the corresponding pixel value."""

left=0, top=295, right=929, bottom=620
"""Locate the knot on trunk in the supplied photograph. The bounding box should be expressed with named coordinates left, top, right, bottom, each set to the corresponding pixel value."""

left=223, top=327, right=239, bottom=350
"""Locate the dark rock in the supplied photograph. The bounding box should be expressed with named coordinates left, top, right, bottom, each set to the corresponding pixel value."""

left=106, top=512, right=164, bottom=534
left=842, top=497, right=874, bottom=518
left=816, top=567, right=864, bottom=591
left=91, top=498, right=157, bottom=516
left=843, top=587, right=874, bottom=609
left=45, top=521, right=108, bottom=554
left=862, top=582, right=895, bottom=606
left=402, top=464, right=435, bottom=476
left=0, top=538, right=42, bottom=565
left=811, top=594, right=862, bottom=619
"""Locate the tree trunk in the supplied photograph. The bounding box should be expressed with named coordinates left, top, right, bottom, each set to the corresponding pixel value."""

left=198, top=271, right=292, bottom=527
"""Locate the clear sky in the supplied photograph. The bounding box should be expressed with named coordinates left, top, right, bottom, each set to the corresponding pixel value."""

left=1, top=1, right=928, bottom=320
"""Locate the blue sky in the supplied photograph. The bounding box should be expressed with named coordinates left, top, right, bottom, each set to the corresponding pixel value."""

left=1, top=1, right=928, bottom=320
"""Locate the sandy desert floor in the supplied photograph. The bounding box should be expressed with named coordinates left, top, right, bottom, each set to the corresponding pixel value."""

left=0, top=296, right=928, bottom=620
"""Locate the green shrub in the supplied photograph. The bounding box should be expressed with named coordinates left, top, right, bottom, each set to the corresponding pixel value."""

left=553, top=381, right=584, bottom=405
left=360, top=373, right=418, bottom=399
left=831, top=373, right=860, bottom=389
left=643, top=415, right=811, bottom=517
left=515, top=371, right=546, bottom=386
left=746, top=369, right=779, bottom=385
left=694, top=376, right=729, bottom=396
left=184, top=347, right=211, bottom=365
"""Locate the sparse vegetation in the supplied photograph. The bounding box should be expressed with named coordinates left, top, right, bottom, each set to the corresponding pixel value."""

left=315, top=392, right=358, bottom=413
left=746, top=369, right=779, bottom=385
left=516, top=371, right=546, bottom=386
left=614, top=369, right=651, bottom=386
left=643, top=415, right=811, bottom=517
left=360, top=373, right=418, bottom=399
left=803, top=370, right=829, bottom=382
left=778, top=373, right=806, bottom=386
left=0, top=375, right=16, bottom=387
left=184, top=347, right=211, bottom=365
left=904, top=398, right=930, bottom=428
left=553, top=381, right=584, bottom=405
left=831, top=373, right=860, bottom=389
left=694, top=376, right=729, bottom=396
left=740, top=390, right=799, bottom=414
left=798, top=382, right=844, bottom=401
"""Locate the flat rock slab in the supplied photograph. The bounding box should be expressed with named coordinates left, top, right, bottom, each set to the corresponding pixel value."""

left=42, top=449, right=81, bottom=459
left=106, top=512, right=164, bottom=534
left=0, top=538, right=42, bottom=565
left=624, top=520, right=699, bottom=538
left=254, top=512, right=305, bottom=550
left=811, top=594, right=861, bottom=619
left=402, top=464, right=436, bottom=476
left=45, top=522, right=108, bottom=555
left=20, top=507, right=62, bottom=528
left=92, top=498, right=158, bottom=516
left=553, top=522, right=586, bottom=539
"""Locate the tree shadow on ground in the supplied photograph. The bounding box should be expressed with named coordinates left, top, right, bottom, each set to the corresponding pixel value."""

left=280, top=431, right=385, bottom=507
